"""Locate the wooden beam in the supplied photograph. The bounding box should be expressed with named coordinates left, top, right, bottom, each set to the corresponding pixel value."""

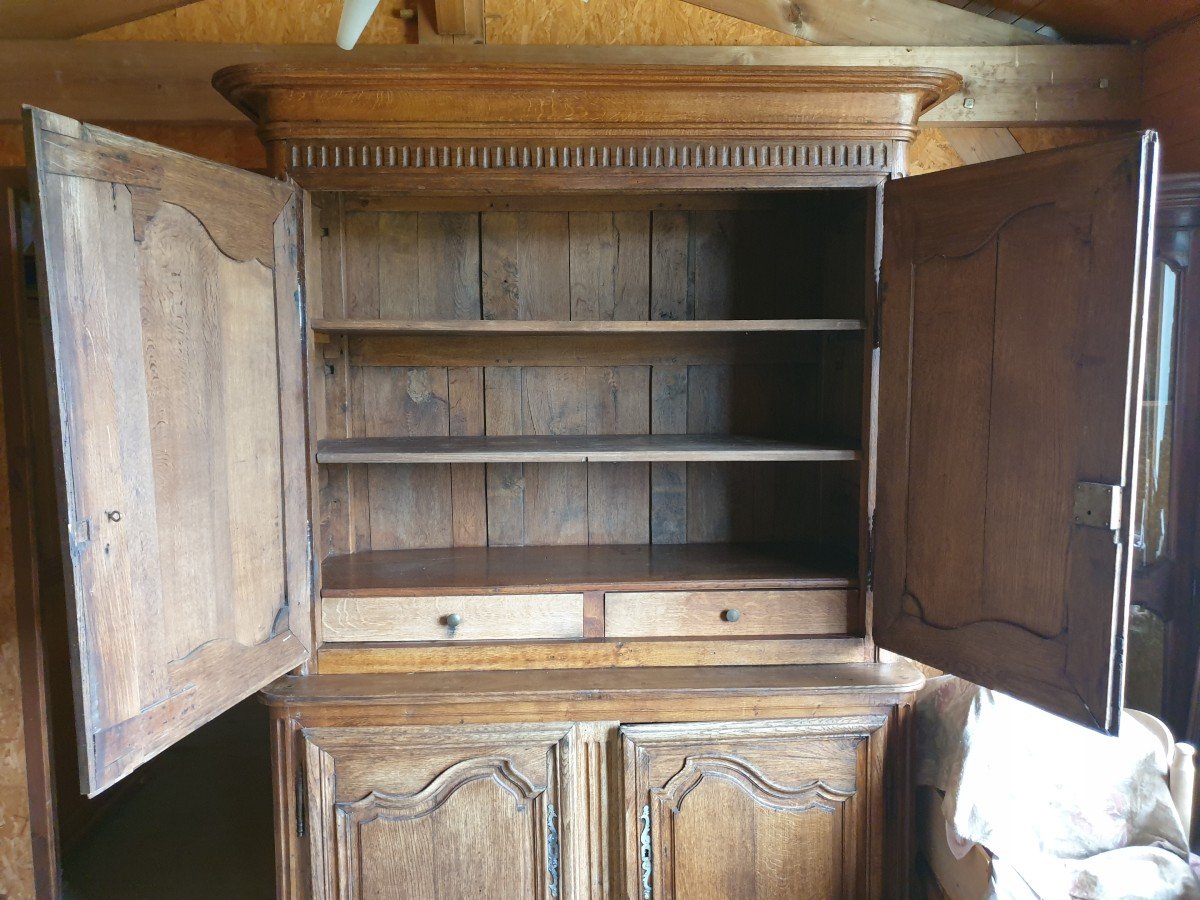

left=680, top=0, right=1057, bottom=46
left=433, top=0, right=468, bottom=35
left=0, top=0, right=203, bottom=39
left=0, top=42, right=1139, bottom=127
left=416, top=0, right=484, bottom=44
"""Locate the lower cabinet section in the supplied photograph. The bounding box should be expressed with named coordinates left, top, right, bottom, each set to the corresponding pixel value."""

left=291, top=715, right=897, bottom=899
left=622, top=718, right=887, bottom=900
left=301, top=724, right=577, bottom=899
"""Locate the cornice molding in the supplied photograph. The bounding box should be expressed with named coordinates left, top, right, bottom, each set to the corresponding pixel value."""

left=213, top=61, right=960, bottom=187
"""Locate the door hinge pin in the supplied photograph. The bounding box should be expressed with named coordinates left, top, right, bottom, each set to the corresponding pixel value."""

left=866, top=511, right=876, bottom=591
left=295, top=769, right=306, bottom=838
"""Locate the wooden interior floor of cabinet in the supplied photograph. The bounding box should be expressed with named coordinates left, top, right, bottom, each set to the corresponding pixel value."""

left=321, top=542, right=857, bottom=596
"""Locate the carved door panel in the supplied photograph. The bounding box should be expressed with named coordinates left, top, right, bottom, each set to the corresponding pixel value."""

left=877, top=134, right=1159, bottom=732
left=24, top=108, right=310, bottom=795
left=621, top=718, right=890, bottom=900
left=302, top=723, right=583, bottom=900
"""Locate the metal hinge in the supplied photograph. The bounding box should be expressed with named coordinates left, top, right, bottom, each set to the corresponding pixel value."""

left=295, top=768, right=306, bottom=838
left=639, top=805, right=652, bottom=899
left=294, top=284, right=306, bottom=330
left=865, top=511, right=876, bottom=591
left=68, top=518, right=91, bottom=554
left=873, top=282, right=884, bottom=349
left=546, top=804, right=560, bottom=898
left=1073, top=482, right=1122, bottom=531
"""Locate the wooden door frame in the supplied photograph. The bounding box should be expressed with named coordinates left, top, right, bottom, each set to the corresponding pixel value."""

left=0, top=165, right=60, bottom=898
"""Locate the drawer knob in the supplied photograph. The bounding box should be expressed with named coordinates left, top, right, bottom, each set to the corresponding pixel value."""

left=445, top=612, right=463, bottom=629
left=722, top=608, right=741, bottom=623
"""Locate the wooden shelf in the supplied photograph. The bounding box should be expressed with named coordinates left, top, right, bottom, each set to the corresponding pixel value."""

left=321, top=543, right=857, bottom=597
left=311, top=318, right=865, bottom=335
left=316, top=434, right=860, bottom=464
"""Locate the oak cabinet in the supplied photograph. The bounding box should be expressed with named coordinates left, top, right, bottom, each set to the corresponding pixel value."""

left=301, top=724, right=575, bottom=899
left=622, top=718, right=889, bottom=900
left=11, top=50, right=1166, bottom=899
left=267, top=670, right=914, bottom=900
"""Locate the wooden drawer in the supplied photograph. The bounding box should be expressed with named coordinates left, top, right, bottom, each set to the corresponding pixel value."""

left=321, top=593, right=585, bottom=643
left=604, top=589, right=850, bottom=638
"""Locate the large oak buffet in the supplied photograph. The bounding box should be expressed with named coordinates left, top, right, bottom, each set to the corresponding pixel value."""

left=16, top=49, right=1158, bottom=898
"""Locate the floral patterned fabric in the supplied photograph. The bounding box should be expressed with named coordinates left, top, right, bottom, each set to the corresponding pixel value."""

left=916, top=676, right=1200, bottom=899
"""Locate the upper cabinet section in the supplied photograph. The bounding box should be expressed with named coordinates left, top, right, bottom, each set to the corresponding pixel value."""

left=213, top=54, right=961, bottom=191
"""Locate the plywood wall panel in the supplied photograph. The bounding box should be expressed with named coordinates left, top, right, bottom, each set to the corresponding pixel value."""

left=485, top=0, right=808, bottom=45
left=0, top=374, right=35, bottom=899
left=87, top=0, right=417, bottom=43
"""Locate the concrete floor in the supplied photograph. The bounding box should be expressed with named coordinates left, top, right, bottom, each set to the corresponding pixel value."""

left=61, top=699, right=276, bottom=899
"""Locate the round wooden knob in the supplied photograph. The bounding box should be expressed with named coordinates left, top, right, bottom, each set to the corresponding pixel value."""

left=445, top=613, right=463, bottom=628
left=722, top=609, right=741, bottom=623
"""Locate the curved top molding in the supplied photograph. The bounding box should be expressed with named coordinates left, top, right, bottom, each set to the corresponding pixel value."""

left=213, top=56, right=961, bottom=189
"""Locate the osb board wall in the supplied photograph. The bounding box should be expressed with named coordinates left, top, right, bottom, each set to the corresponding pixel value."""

left=87, top=0, right=805, bottom=45
left=483, top=0, right=805, bottom=45
left=86, top=0, right=416, bottom=42
left=909, top=125, right=1127, bottom=174
left=0, top=0, right=1112, bottom=171
left=1143, top=14, right=1200, bottom=173
left=0, top=378, right=35, bottom=899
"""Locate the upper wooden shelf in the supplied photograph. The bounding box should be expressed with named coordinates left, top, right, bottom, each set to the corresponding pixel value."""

left=321, top=542, right=856, bottom=597
left=316, top=434, right=859, bottom=464
left=311, top=318, right=865, bottom=335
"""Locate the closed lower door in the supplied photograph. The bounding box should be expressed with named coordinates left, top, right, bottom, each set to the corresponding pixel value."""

left=301, top=722, right=576, bottom=899
left=621, top=716, right=890, bottom=900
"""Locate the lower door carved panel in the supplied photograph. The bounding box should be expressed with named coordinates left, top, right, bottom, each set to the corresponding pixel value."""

left=621, top=717, right=889, bottom=900
left=301, top=723, right=576, bottom=899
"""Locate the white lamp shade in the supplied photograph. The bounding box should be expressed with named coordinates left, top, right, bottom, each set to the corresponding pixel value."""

left=337, top=0, right=382, bottom=50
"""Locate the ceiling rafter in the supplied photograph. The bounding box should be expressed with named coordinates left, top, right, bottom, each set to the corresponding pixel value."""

left=0, top=42, right=1138, bottom=127
left=679, top=0, right=1058, bottom=45
left=0, top=0, right=205, bottom=39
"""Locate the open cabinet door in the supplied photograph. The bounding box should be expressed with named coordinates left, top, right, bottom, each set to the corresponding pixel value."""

left=24, top=109, right=311, bottom=795
left=875, top=133, right=1158, bottom=733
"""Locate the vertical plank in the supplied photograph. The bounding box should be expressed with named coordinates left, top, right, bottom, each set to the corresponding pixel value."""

left=344, top=211, right=380, bottom=551
left=522, top=367, right=587, bottom=545
left=691, top=210, right=736, bottom=320
left=649, top=211, right=690, bottom=543
left=483, top=367, right=524, bottom=546
left=686, top=365, right=732, bottom=543
left=571, top=211, right=651, bottom=544
left=344, top=211, right=482, bottom=551
left=417, top=212, right=480, bottom=320
left=482, top=212, right=580, bottom=545
left=651, top=367, right=687, bottom=544
left=364, top=367, right=453, bottom=549
left=449, top=366, right=486, bottom=546
left=586, top=367, right=650, bottom=544
left=314, top=195, right=352, bottom=558
left=569, top=211, right=649, bottom=321
left=687, top=213, right=736, bottom=540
